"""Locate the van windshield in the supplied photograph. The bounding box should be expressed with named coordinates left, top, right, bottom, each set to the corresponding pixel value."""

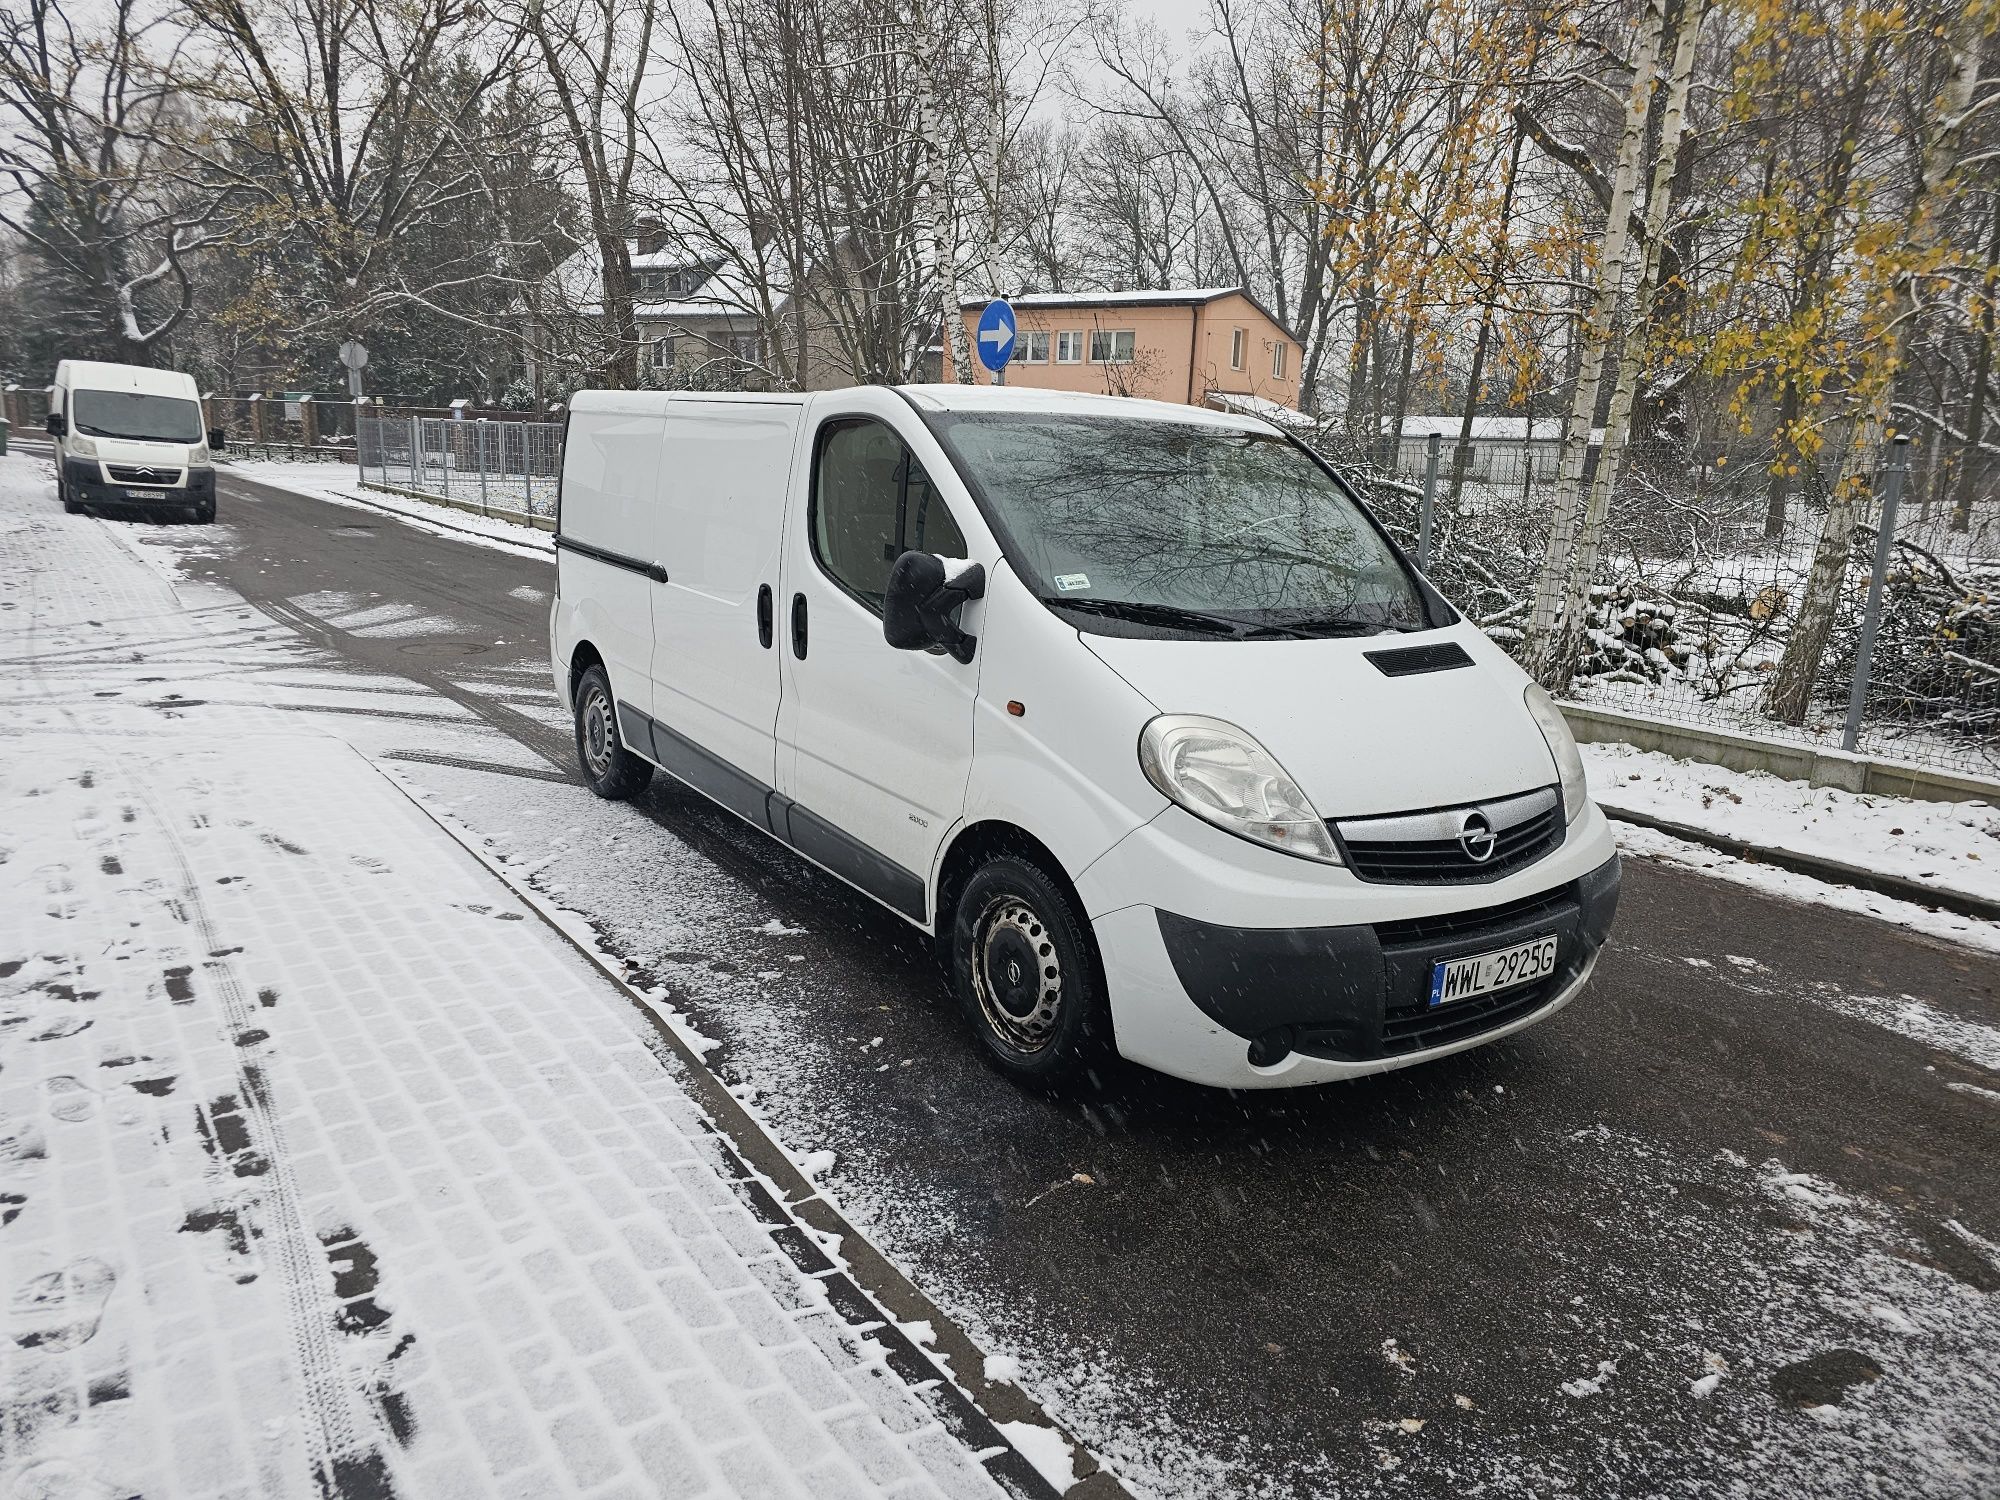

left=72, top=390, right=203, bottom=444
left=931, top=413, right=1430, bottom=639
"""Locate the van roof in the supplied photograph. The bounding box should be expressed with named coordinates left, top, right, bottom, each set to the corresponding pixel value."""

left=57, top=361, right=201, bottom=398
left=899, top=384, right=1281, bottom=434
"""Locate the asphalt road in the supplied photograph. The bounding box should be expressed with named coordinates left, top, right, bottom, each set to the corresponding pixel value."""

left=83, top=463, right=2000, bottom=1497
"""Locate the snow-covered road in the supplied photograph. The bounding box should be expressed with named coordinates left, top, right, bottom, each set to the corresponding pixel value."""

left=8, top=447, right=2000, bottom=1500
left=0, top=461, right=1062, bottom=1495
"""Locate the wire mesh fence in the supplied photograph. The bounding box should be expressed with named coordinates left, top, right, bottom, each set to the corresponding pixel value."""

left=355, top=415, right=563, bottom=521
left=1340, top=426, right=2000, bottom=783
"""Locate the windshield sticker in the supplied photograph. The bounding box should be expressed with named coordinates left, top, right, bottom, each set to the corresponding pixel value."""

left=1053, top=573, right=1091, bottom=593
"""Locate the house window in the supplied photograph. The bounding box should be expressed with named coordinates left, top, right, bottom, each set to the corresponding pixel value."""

left=651, top=337, right=675, bottom=369
left=1055, top=330, right=1084, bottom=364
left=1090, top=329, right=1135, bottom=365
left=1272, top=341, right=1288, bottom=379
left=1017, top=331, right=1050, bottom=364
left=637, top=270, right=666, bottom=298
left=731, top=333, right=762, bottom=364
left=668, top=267, right=703, bottom=297
left=1230, top=329, right=1245, bottom=370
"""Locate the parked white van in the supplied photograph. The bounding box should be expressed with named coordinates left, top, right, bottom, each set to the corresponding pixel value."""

left=550, top=386, right=1619, bottom=1090
left=48, top=360, right=222, bottom=523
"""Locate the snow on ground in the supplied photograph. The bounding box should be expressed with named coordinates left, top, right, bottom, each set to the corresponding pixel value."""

left=1586, top=742, right=2000, bottom=906
left=0, top=453, right=1025, bottom=1497
left=224, top=459, right=556, bottom=558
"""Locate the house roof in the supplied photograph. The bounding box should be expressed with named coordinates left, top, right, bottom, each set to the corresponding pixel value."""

left=959, top=286, right=1296, bottom=341
left=1391, top=415, right=1584, bottom=442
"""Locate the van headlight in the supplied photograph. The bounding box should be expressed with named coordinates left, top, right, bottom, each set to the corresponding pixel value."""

left=1139, top=714, right=1340, bottom=864
left=67, top=433, right=97, bottom=458
left=1524, top=683, right=1587, bottom=823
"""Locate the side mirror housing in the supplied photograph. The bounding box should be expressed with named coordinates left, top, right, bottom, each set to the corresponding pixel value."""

left=207, top=426, right=227, bottom=452
left=46, top=411, right=67, bottom=437
left=882, top=551, right=986, bottom=665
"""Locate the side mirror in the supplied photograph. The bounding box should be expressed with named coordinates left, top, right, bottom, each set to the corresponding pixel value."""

left=46, top=412, right=66, bottom=436
left=207, top=426, right=227, bottom=452
left=883, top=551, right=986, bottom=665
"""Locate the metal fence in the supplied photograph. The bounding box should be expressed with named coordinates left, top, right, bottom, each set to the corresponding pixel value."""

left=356, top=415, right=563, bottom=520
left=1346, top=426, right=2000, bottom=783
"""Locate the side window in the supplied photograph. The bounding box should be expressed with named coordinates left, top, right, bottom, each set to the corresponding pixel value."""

left=813, top=420, right=967, bottom=611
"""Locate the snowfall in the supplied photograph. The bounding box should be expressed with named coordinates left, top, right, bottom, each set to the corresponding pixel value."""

left=0, top=453, right=1068, bottom=1498
left=5, top=448, right=2000, bottom=1500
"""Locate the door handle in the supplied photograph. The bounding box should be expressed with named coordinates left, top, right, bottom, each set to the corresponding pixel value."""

left=757, top=584, right=773, bottom=648
left=790, top=592, right=808, bottom=659
left=647, top=561, right=669, bottom=583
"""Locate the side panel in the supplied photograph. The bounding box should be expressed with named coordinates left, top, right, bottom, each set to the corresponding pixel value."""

left=558, top=408, right=663, bottom=718
left=949, top=561, right=1168, bottom=900
left=648, top=400, right=802, bottom=804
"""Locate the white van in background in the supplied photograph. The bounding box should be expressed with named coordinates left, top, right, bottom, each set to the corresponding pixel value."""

left=48, top=360, right=222, bottom=523
left=550, top=386, right=1620, bottom=1091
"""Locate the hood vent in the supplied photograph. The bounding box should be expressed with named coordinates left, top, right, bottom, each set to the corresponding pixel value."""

left=1365, top=640, right=1473, bottom=677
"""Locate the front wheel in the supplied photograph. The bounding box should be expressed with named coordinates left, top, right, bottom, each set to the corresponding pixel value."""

left=572, top=664, right=652, bottom=800
left=951, top=855, right=1111, bottom=1089
left=60, top=480, right=82, bottom=515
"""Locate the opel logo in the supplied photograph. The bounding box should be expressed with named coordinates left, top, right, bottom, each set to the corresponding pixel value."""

left=1006, top=958, right=1022, bottom=985
left=1458, top=811, right=1497, bottom=863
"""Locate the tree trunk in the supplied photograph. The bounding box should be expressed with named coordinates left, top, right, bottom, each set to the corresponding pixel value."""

left=1520, top=0, right=1671, bottom=677
left=1765, top=9, right=1984, bottom=724
left=1449, top=125, right=1527, bottom=513
left=1544, top=0, right=1711, bottom=693
left=1950, top=193, right=2000, bottom=532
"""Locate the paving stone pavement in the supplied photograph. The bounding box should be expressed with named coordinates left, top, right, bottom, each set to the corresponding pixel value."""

left=0, top=459, right=1030, bottom=1498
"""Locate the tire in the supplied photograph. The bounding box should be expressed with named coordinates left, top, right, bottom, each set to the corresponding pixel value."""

left=192, top=502, right=215, bottom=524
left=950, top=854, right=1111, bottom=1089
left=572, top=664, right=652, bottom=800
left=60, top=480, right=82, bottom=515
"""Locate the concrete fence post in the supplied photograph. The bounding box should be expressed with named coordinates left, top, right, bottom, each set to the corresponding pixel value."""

left=1841, top=434, right=1912, bottom=754
left=408, top=414, right=421, bottom=492
left=298, top=393, right=317, bottom=453
left=476, top=422, right=489, bottom=516
left=1420, top=432, right=1440, bottom=572
left=248, top=393, right=266, bottom=444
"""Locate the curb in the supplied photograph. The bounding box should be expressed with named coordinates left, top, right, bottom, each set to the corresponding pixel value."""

left=1601, top=803, right=2000, bottom=924
left=368, top=758, right=1131, bottom=1500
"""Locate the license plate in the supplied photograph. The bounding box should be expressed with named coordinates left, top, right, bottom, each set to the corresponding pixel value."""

left=125, top=488, right=168, bottom=499
left=1430, top=934, right=1557, bottom=1007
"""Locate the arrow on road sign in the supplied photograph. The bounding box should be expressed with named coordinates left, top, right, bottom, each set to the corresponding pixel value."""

left=975, top=299, right=1016, bottom=374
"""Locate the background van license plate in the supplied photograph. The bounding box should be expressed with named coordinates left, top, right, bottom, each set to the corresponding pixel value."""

left=1430, top=935, right=1557, bottom=1007
left=125, top=488, right=168, bottom=499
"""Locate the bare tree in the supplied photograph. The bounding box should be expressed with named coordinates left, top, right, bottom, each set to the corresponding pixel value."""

left=0, top=0, right=228, bottom=360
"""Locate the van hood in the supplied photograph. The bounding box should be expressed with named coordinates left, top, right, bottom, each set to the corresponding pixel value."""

left=1083, top=625, right=1559, bottom=819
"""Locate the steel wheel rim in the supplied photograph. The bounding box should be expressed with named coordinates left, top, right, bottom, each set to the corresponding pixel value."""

left=972, top=894, right=1063, bottom=1053
left=580, top=686, right=613, bottom=778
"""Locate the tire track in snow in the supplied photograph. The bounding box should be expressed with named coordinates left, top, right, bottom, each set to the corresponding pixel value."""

left=134, top=775, right=400, bottom=1500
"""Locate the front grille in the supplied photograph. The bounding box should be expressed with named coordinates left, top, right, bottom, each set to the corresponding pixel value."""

left=1336, top=786, right=1562, bottom=884
left=106, top=463, right=182, bottom=486
left=1373, top=881, right=1576, bottom=948
left=1377, top=974, right=1564, bottom=1055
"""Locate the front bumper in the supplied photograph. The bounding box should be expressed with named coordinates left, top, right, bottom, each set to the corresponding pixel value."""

left=63, top=456, right=213, bottom=513
left=1082, top=802, right=1621, bottom=1088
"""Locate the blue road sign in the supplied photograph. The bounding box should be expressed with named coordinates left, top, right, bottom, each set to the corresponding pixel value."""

left=975, top=298, right=1016, bottom=373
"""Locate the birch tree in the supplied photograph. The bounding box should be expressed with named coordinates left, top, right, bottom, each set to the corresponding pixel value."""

left=1541, top=0, right=1713, bottom=693
left=1519, top=0, right=1671, bottom=680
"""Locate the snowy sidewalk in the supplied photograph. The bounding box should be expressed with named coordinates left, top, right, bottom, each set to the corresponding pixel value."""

left=1, top=475, right=1032, bottom=1496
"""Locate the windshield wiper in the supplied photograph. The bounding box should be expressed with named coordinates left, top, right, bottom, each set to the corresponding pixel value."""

left=1042, top=597, right=1315, bottom=639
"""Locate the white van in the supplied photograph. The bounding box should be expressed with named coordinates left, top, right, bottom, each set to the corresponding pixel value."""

left=550, top=386, right=1619, bottom=1090
left=48, top=360, right=222, bottom=523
